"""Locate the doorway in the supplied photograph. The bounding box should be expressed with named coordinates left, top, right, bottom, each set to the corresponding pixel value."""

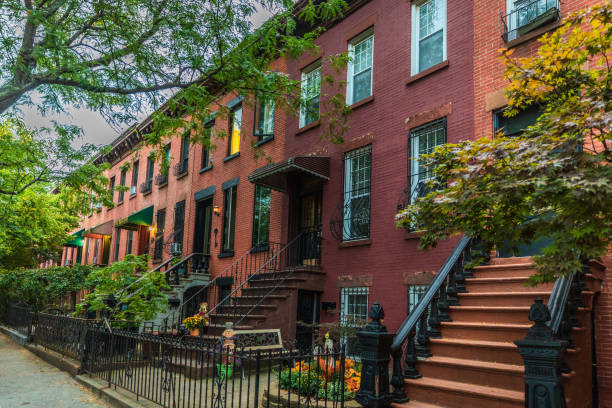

left=296, top=290, right=321, bottom=352
left=297, top=192, right=322, bottom=265
left=193, top=198, right=213, bottom=256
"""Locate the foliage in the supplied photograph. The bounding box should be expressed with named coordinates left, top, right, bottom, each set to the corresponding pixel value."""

left=396, top=2, right=612, bottom=284
left=183, top=314, right=204, bottom=331
left=277, top=357, right=360, bottom=400
left=0, top=117, right=111, bottom=267
left=75, top=254, right=169, bottom=323
left=0, top=264, right=94, bottom=312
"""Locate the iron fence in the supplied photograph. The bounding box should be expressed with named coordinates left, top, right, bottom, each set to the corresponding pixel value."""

left=34, top=313, right=98, bottom=359
left=2, top=302, right=34, bottom=338
left=82, top=327, right=350, bottom=408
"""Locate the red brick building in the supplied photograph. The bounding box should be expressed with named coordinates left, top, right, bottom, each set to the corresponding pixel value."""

left=59, top=0, right=610, bottom=406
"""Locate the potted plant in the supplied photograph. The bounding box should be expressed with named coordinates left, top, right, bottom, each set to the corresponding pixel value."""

left=183, top=314, right=203, bottom=337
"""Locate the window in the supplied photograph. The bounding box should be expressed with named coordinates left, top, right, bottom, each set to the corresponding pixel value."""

left=346, top=31, right=374, bottom=105
left=228, top=106, right=242, bottom=156
left=254, top=99, right=275, bottom=141
left=340, top=287, right=369, bottom=356
left=156, top=144, right=170, bottom=186
left=114, top=229, right=121, bottom=261
left=299, top=61, right=322, bottom=128
left=130, top=160, right=139, bottom=195
left=126, top=230, right=134, bottom=255
left=222, top=185, right=237, bottom=253
left=202, top=121, right=213, bottom=169
left=92, top=239, right=100, bottom=265
left=493, top=106, right=542, bottom=138
left=175, top=134, right=189, bottom=176
left=119, top=169, right=127, bottom=202
left=174, top=200, right=186, bottom=248
left=144, top=157, right=154, bottom=191
left=409, top=119, right=446, bottom=203
left=343, top=146, right=372, bottom=241
left=411, top=0, right=446, bottom=75
left=408, top=285, right=428, bottom=314
left=252, top=185, right=271, bottom=246
left=503, top=0, right=560, bottom=42
left=153, top=209, right=166, bottom=261
left=84, top=238, right=90, bottom=265
left=109, top=176, right=116, bottom=203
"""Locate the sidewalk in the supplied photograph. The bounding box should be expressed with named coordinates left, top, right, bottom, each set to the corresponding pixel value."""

left=0, top=332, right=111, bottom=408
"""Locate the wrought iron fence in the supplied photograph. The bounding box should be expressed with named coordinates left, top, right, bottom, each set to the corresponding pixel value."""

left=34, top=313, right=98, bottom=359
left=82, top=327, right=350, bottom=408
left=2, top=302, right=34, bottom=338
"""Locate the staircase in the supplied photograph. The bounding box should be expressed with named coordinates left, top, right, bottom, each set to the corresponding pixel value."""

left=393, top=245, right=603, bottom=408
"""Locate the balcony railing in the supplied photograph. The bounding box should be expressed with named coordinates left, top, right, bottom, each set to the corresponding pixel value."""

left=500, top=0, right=560, bottom=42
left=139, top=180, right=152, bottom=194
left=173, top=160, right=188, bottom=177
left=154, top=173, right=168, bottom=186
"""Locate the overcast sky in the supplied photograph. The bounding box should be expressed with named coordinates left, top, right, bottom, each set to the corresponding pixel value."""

left=20, top=6, right=272, bottom=148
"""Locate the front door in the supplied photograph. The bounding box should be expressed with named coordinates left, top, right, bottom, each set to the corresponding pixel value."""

left=193, top=198, right=213, bottom=255
left=298, top=192, right=322, bottom=264
left=296, top=290, right=320, bottom=352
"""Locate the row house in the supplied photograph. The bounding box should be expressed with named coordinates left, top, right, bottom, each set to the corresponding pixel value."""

left=59, top=0, right=610, bottom=406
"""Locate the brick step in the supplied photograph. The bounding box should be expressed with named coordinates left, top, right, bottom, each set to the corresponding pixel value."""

left=215, top=304, right=277, bottom=314
left=428, top=338, right=522, bottom=365
left=233, top=294, right=288, bottom=306
left=402, top=377, right=523, bottom=408
left=448, top=306, right=531, bottom=325
left=248, top=277, right=307, bottom=287
left=464, top=277, right=554, bottom=293
left=470, top=263, right=536, bottom=279
left=415, top=356, right=524, bottom=392
left=489, top=256, right=533, bottom=265
left=457, top=291, right=550, bottom=307
left=440, top=321, right=530, bottom=342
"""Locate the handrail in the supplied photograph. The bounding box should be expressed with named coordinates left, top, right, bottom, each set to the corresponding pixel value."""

left=206, top=233, right=305, bottom=319
left=391, top=235, right=471, bottom=351
left=546, top=273, right=574, bottom=334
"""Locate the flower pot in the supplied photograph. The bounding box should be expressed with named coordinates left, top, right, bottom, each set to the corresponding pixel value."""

left=189, top=328, right=200, bottom=337
left=216, top=364, right=234, bottom=380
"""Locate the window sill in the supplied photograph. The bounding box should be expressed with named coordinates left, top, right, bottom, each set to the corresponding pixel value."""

left=296, top=120, right=320, bottom=135
left=218, top=251, right=234, bottom=259
left=406, top=60, right=450, bottom=86
left=348, top=95, right=374, bottom=111
left=250, top=243, right=270, bottom=253
left=116, top=200, right=124, bottom=206
left=506, top=20, right=562, bottom=49
left=129, top=193, right=137, bottom=200
left=175, top=172, right=188, bottom=180
left=339, top=238, right=372, bottom=248
left=157, top=181, right=168, bottom=189
left=224, top=152, right=240, bottom=163
left=405, top=230, right=425, bottom=240
left=142, top=190, right=152, bottom=196
left=199, top=165, right=213, bottom=174
left=254, top=136, right=274, bottom=147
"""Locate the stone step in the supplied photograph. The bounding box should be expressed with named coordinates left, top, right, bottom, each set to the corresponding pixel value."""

left=415, top=356, right=524, bottom=392
left=470, top=263, right=536, bottom=279
left=427, top=338, right=523, bottom=365
left=457, top=291, right=550, bottom=307
left=489, top=256, right=533, bottom=265
left=402, top=377, right=523, bottom=408
left=440, top=321, right=530, bottom=342
left=464, top=277, right=553, bottom=293
left=233, top=294, right=288, bottom=306
left=448, top=306, right=531, bottom=325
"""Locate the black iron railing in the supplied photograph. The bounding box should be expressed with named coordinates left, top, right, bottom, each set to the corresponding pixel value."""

left=140, top=180, right=153, bottom=194
left=2, top=302, right=35, bottom=338
left=500, top=0, right=560, bottom=42
left=388, top=236, right=480, bottom=401
left=35, top=313, right=97, bottom=359
left=173, top=161, right=188, bottom=177
left=155, top=173, right=168, bottom=186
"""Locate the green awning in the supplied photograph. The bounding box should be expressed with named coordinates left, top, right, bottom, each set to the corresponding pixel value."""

left=115, top=206, right=154, bottom=230
left=65, top=229, right=85, bottom=247
left=84, top=220, right=114, bottom=237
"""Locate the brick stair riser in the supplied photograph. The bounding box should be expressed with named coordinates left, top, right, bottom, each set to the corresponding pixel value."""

left=233, top=295, right=287, bottom=307
left=248, top=278, right=306, bottom=288
left=404, top=382, right=523, bottom=408
left=457, top=293, right=550, bottom=307
left=465, top=280, right=554, bottom=293
left=449, top=308, right=531, bottom=325
left=240, top=287, right=295, bottom=297
left=471, top=267, right=536, bottom=279
left=440, top=324, right=528, bottom=342
left=216, top=305, right=276, bottom=315
left=428, top=341, right=523, bottom=365
left=208, top=314, right=264, bottom=327
left=489, top=257, right=533, bottom=265
left=415, top=360, right=524, bottom=392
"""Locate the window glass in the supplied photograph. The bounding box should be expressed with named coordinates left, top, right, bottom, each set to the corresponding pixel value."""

left=114, top=229, right=121, bottom=261
left=228, top=106, right=242, bottom=155
left=494, top=106, right=542, bottom=137
left=300, top=63, right=321, bottom=127
left=409, top=119, right=446, bottom=202
left=202, top=122, right=213, bottom=168
left=131, top=160, right=139, bottom=190
left=174, top=200, right=185, bottom=248
left=153, top=209, right=166, bottom=260
left=343, top=146, right=372, bottom=241
left=255, top=99, right=275, bottom=140
left=252, top=185, right=271, bottom=246
left=347, top=34, right=374, bottom=105
left=119, top=169, right=127, bottom=202
left=126, top=230, right=133, bottom=255
left=340, top=287, right=369, bottom=356
left=222, top=186, right=237, bottom=252
left=413, top=0, right=445, bottom=74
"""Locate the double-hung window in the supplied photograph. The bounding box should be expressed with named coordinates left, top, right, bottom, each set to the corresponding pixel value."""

left=130, top=160, right=139, bottom=196
left=153, top=209, right=165, bottom=261
left=126, top=230, right=133, bottom=255
left=174, top=200, right=185, bottom=249
left=254, top=99, right=275, bottom=141
left=299, top=61, right=322, bottom=128
left=228, top=106, right=242, bottom=156
left=343, top=146, right=372, bottom=241
left=114, top=229, right=121, bottom=261
left=109, top=176, right=115, bottom=204
left=252, top=185, right=271, bottom=247
left=177, top=134, right=189, bottom=176
left=346, top=30, right=374, bottom=105
left=144, top=157, right=154, bottom=192
left=202, top=120, right=214, bottom=169
left=119, top=169, right=127, bottom=202
left=411, top=0, right=446, bottom=75
left=222, top=185, right=237, bottom=253
left=409, top=119, right=446, bottom=203
left=340, top=287, right=369, bottom=356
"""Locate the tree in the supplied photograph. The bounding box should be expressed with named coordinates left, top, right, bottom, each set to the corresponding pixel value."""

left=396, top=2, right=612, bottom=284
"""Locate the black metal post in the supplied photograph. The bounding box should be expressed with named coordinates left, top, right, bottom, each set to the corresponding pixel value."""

left=356, top=302, right=394, bottom=408
left=515, top=299, right=567, bottom=408
left=403, top=328, right=421, bottom=379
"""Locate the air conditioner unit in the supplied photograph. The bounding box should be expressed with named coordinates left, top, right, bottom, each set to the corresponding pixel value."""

left=129, top=185, right=137, bottom=195
left=169, top=243, right=182, bottom=256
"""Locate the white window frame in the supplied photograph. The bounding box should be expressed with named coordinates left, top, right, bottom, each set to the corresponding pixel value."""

left=409, top=119, right=446, bottom=203
left=299, top=60, right=322, bottom=128
left=340, top=287, right=369, bottom=357
left=411, top=0, right=447, bottom=76
left=346, top=29, right=374, bottom=106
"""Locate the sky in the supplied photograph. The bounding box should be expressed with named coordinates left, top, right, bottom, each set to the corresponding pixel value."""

left=20, top=6, right=272, bottom=148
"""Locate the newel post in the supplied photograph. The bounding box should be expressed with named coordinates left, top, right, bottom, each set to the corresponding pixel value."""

left=356, top=302, right=394, bottom=408
left=514, top=298, right=567, bottom=408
